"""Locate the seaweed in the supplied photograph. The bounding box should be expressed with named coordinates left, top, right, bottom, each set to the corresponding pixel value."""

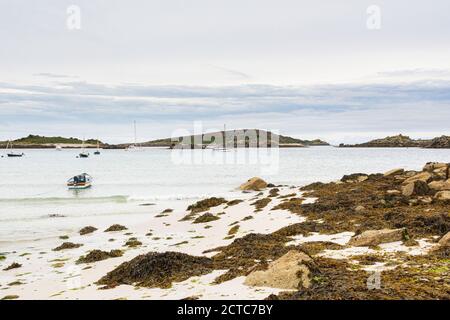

left=77, top=249, right=123, bottom=264
left=193, top=213, right=220, bottom=224
left=97, top=252, right=214, bottom=289
left=80, top=226, right=97, bottom=235
left=187, top=197, right=227, bottom=213
left=3, top=262, right=22, bottom=271
left=53, top=242, right=83, bottom=251
left=104, top=224, right=128, bottom=232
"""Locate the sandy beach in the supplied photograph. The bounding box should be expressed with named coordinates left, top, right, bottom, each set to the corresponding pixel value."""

left=1, top=162, right=449, bottom=300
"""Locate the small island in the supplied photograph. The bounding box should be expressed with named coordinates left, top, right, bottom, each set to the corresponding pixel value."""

left=339, top=134, right=450, bottom=149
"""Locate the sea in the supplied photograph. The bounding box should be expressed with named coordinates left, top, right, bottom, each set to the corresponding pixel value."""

left=1, top=146, right=449, bottom=242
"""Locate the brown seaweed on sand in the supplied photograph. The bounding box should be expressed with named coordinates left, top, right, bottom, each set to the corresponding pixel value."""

left=192, top=213, right=220, bottom=224
left=187, top=197, right=227, bottom=213
left=53, top=242, right=83, bottom=251
left=97, top=252, right=214, bottom=289
left=79, top=226, right=97, bottom=235
left=3, top=262, right=22, bottom=271
left=104, top=224, right=128, bottom=232
left=76, top=249, right=123, bottom=264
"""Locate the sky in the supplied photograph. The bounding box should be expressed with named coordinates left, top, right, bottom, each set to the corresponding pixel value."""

left=1, top=0, right=450, bottom=144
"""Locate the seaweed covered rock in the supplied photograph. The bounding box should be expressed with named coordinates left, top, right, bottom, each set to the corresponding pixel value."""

left=104, top=224, right=128, bottom=232
left=53, top=242, right=83, bottom=251
left=97, top=251, right=214, bottom=289
left=77, top=249, right=123, bottom=264
left=245, top=250, right=313, bottom=290
left=79, top=226, right=98, bottom=235
left=348, top=228, right=406, bottom=247
left=239, top=177, right=268, bottom=191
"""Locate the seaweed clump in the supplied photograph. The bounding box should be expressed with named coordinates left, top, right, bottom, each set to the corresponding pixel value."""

left=104, top=224, right=128, bottom=232
left=53, top=242, right=83, bottom=251
left=97, top=251, right=214, bottom=289
left=77, top=249, right=123, bottom=264
left=251, top=197, right=272, bottom=212
left=187, top=197, right=227, bottom=213
left=3, top=262, right=22, bottom=271
left=79, top=226, right=98, bottom=235
left=193, top=213, right=220, bottom=224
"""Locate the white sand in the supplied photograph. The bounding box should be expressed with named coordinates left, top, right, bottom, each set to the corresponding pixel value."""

left=0, top=187, right=303, bottom=299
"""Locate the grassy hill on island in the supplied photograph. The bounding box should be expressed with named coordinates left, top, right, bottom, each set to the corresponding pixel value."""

left=140, top=129, right=329, bottom=148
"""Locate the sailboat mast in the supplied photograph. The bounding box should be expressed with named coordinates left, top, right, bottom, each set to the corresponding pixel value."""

left=134, top=120, right=137, bottom=147
left=223, top=124, right=226, bottom=150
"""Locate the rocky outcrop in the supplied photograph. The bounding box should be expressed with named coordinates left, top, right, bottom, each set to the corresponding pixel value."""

left=240, top=177, right=268, bottom=191
left=428, top=180, right=450, bottom=191
left=341, top=174, right=368, bottom=183
left=423, top=135, right=450, bottom=149
left=348, top=228, right=406, bottom=247
left=244, top=250, right=313, bottom=290
left=339, top=134, right=430, bottom=148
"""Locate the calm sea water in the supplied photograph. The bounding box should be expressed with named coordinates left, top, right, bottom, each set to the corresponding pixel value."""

left=1, top=147, right=449, bottom=241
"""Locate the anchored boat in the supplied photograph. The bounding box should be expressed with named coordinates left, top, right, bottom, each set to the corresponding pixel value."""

left=67, top=173, right=92, bottom=189
left=5, top=140, right=24, bottom=157
left=78, top=138, right=89, bottom=158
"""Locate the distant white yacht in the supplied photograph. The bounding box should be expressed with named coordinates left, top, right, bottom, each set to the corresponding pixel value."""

left=126, top=121, right=144, bottom=151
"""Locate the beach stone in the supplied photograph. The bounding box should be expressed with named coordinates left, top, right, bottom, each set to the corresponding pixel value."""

left=348, top=228, right=405, bottom=247
left=244, top=250, right=312, bottom=290
left=239, top=177, right=268, bottom=191
left=355, top=205, right=366, bottom=212
left=428, top=180, right=450, bottom=191
left=384, top=168, right=404, bottom=177
left=386, top=189, right=401, bottom=195
left=434, top=191, right=450, bottom=201
left=402, top=172, right=432, bottom=185
left=423, top=162, right=448, bottom=172
left=438, top=232, right=450, bottom=248
left=402, top=180, right=429, bottom=197
left=341, top=174, right=368, bottom=183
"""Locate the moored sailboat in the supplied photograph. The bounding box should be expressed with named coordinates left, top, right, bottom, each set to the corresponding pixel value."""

left=5, top=140, right=25, bottom=157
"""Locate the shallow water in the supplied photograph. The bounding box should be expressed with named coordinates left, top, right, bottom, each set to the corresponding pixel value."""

left=1, top=146, right=449, bottom=241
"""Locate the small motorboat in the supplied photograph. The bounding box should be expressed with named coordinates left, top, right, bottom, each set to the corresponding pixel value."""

left=67, top=173, right=92, bottom=189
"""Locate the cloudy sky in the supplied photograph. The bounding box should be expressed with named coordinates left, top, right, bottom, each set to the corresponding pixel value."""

left=1, top=0, right=450, bottom=144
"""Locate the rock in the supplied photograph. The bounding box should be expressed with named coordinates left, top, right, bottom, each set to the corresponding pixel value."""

left=386, top=189, right=401, bottom=195
left=384, top=168, right=404, bottom=177
left=341, top=174, right=368, bottom=183
left=401, top=180, right=430, bottom=197
left=423, top=162, right=448, bottom=172
left=402, top=172, right=432, bottom=185
left=428, top=180, right=450, bottom=191
left=355, top=205, right=366, bottom=212
left=438, top=232, right=450, bottom=247
left=239, top=177, right=268, bottom=191
left=348, top=228, right=406, bottom=247
left=244, top=250, right=312, bottom=290
left=434, top=191, right=450, bottom=201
